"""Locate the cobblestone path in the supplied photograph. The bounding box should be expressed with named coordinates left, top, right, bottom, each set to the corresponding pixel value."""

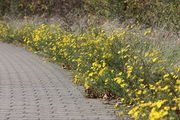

left=0, top=43, right=118, bottom=120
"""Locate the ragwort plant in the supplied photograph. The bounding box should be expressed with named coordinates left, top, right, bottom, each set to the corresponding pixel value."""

left=0, top=22, right=179, bottom=120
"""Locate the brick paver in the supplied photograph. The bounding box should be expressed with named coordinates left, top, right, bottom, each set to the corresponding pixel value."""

left=0, top=43, right=119, bottom=120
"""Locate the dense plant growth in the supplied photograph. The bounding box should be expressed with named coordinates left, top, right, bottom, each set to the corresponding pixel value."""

left=0, top=22, right=179, bottom=120
left=0, top=0, right=179, bottom=30
left=84, top=0, right=180, bottom=30
left=0, top=0, right=82, bottom=17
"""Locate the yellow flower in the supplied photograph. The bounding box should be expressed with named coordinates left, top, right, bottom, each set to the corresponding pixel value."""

left=175, top=85, right=180, bottom=92
left=149, top=84, right=156, bottom=90
left=118, top=72, right=123, bottom=76
left=102, top=61, right=106, bottom=67
left=139, top=66, right=143, bottom=70
left=121, top=98, right=125, bottom=102
left=127, top=65, right=133, bottom=78
left=149, top=51, right=160, bottom=57
left=145, top=52, right=149, bottom=57
left=117, top=111, right=124, bottom=116
left=149, top=108, right=160, bottom=120
left=51, top=46, right=56, bottom=51
left=126, top=89, right=130, bottom=92
left=105, top=79, right=109, bottom=85
left=139, top=102, right=152, bottom=107
left=84, top=80, right=90, bottom=89
left=114, top=103, right=120, bottom=108
left=139, top=79, right=144, bottom=82
left=52, top=56, right=56, bottom=61
left=152, top=57, right=158, bottom=62
left=161, top=85, right=169, bottom=91
left=144, top=30, right=152, bottom=35
left=171, top=107, right=176, bottom=110
left=176, top=79, right=180, bottom=84
left=88, top=53, right=92, bottom=57
left=173, top=75, right=178, bottom=79
left=113, top=77, right=124, bottom=84
left=163, top=74, right=169, bottom=78
left=137, top=90, right=142, bottom=95
left=132, top=111, right=140, bottom=119
left=98, top=67, right=107, bottom=76
left=143, top=90, right=147, bottom=94
left=164, top=106, right=170, bottom=111
left=140, top=84, right=145, bottom=88
left=151, top=100, right=167, bottom=108
left=155, top=80, right=162, bottom=85
left=118, top=48, right=128, bottom=54
left=142, top=113, right=146, bottom=117
left=88, top=72, right=93, bottom=77
left=120, top=83, right=127, bottom=88
left=149, top=107, right=168, bottom=120
left=102, top=53, right=112, bottom=58
left=41, top=24, right=47, bottom=29
left=176, top=67, right=180, bottom=72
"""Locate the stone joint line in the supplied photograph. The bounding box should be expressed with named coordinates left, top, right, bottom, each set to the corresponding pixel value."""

left=0, top=43, right=118, bottom=120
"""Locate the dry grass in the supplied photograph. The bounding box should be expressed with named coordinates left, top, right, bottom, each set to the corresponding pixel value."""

left=101, top=19, right=180, bottom=66
left=3, top=15, right=180, bottom=66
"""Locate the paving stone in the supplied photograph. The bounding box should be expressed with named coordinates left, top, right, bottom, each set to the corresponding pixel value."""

left=0, top=43, right=122, bottom=120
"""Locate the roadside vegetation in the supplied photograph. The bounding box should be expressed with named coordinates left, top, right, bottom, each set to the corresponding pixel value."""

left=83, top=0, right=180, bottom=30
left=0, top=21, right=179, bottom=120
left=0, top=0, right=179, bottom=120
left=0, top=0, right=179, bottom=30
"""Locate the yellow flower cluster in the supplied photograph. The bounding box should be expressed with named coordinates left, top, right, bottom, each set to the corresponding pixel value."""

left=0, top=22, right=179, bottom=120
left=0, top=21, right=14, bottom=42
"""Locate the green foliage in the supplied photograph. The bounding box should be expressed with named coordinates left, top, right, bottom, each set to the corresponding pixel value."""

left=0, top=0, right=179, bottom=30
left=0, top=0, right=48, bottom=16
left=84, top=0, right=180, bottom=30
left=0, top=0, right=82, bottom=17
left=0, top=21, right=14, bottom=42
left=0, top=22, right=179, bottom=119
